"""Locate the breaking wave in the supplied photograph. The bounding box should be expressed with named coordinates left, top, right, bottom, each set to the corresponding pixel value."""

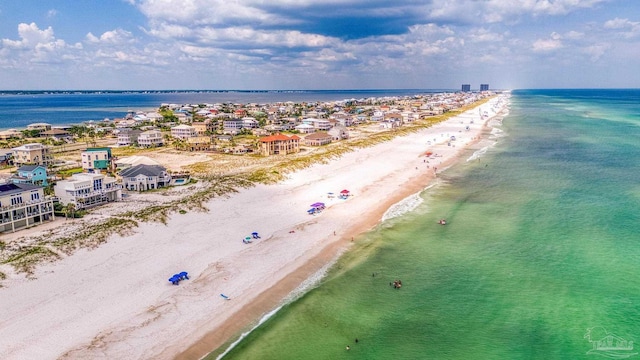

left=381, top=185, right=435, bottom=222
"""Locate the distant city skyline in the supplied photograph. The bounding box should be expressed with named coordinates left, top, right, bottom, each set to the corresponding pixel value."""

left=1, top=0, right=639, bottom=90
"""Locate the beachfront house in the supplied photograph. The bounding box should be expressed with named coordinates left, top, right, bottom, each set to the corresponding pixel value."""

left=118, top=164, right=171, bottom=191
left=294, top=123, right=315, bottom=134
left=259, top=133, right=301, bottom=156
left=0, top=149, right=13, bottom=166
left=170, top=124, right=197, bottom=139
left=145, top=112, right=163, bottom=123
left=0, top=182, right=55, bottom=233
left=54, top=172, right=122, bottom=210
left=10, top=165, right=48, bottom=186
left=116, top=129, right=142, bottom=147
left=40, top=128, right=72, bottom=142
left=304, top=132, right=332, bottom=146
left=241, top=117, right=259, bottom=129
left=81, top=147, right=113, bottom=172
left=384, top=113, right=404, bottom=126
left=184, top=136, right=213, bottom=152
left=328, top=125, right=349, bottom=141
left=0, top=129, right=23, bottom=140
left=174, top=112, right=190, bottom=123
left=223, top=119, right=243, bottom=135
left=137, top=130, right=164, bottom=148
left=26, top=122, right=52, bottom=133
left=302, top=118, right=332, bottom=131
left=191, top=120, right=216, bottom=135
left=11, top=143, right=54, bottom=167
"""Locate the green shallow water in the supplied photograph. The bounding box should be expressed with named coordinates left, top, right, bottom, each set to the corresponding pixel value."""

left=214, top=90, right=640, bottom=360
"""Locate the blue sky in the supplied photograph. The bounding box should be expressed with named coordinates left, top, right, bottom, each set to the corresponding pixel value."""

left=0, top=0, right=638, bottom=90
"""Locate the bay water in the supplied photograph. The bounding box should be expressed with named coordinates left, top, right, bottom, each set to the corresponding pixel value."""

left=0, top=89, right=448, bottom=130
left=217, top=89, right=640, bottom=359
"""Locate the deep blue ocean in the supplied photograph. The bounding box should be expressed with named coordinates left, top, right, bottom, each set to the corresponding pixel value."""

left=213, top=89, right=640, bottom=359
left=0, top=89, right=451, bottom=130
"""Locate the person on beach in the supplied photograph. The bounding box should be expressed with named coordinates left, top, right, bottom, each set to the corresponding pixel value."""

left=346, top=345, right=350, bottom=351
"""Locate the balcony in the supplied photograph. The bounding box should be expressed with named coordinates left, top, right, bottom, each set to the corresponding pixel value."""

left=0, top=198, right=54, bottom=212
left=72, top=185, right=122, bottom=198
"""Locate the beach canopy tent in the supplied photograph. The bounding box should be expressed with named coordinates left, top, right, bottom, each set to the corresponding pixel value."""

left=339, top=189, right=350, bottom=199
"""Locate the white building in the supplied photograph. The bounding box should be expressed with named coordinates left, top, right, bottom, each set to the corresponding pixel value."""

left=170, top=124, right=197, bottom=139
left=145, top=112, right=164, bottom=122
left=116, top=129, right=141, bottom=146
left=54, top=172, right=122, bottom=210
left=137, top=130, right=164, bottom=148
left=294, top=123, right=315, bottom=134
left=302, top=118, right=332, bottom=131
left=0, top=183, right=55, bottom=233
left=241, top=117, right=259, bottom=128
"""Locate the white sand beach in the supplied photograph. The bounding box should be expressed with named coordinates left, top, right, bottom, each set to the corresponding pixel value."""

left=0, top=95, right=509, bottom=360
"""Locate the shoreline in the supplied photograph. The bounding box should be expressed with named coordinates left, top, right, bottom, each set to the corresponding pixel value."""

left=0, top=95, right=509, bottom=360
left=178, top=97, right=509, bottom=359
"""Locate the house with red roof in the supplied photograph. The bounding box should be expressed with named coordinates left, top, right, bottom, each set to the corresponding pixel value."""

left=259, top=133, right=301, bottom=156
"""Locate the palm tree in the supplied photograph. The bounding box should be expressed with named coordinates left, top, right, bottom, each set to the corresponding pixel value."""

left=64, top=203, right=76, bottom=220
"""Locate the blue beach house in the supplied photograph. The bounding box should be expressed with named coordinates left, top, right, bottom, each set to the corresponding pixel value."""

left=11, top=165, right=49, bottom=186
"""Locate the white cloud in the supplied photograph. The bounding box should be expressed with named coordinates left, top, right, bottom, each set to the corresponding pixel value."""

left=135, top=0, right=283, bottom=27
left=468, top=28, right=505, bottom=43
left=428, top=0, right=608, bottom=23
left=2, top=23, right=56, bottom=49
left=603, top=17, right=640, bottom=38
left=532, top=38, right=563, bottom=52
left=603, top=17, right=636, bottom=29
left=85, top=29, right=135, bottom=44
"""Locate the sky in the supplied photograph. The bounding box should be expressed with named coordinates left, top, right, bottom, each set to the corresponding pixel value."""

left=0, top=0, right=638, bottom=90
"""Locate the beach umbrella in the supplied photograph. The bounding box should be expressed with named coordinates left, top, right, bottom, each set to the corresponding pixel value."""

left=252, top=232, right=258, bottom=236
left=245, top=236, right=252, bottom=241
left=340, top=189, right=349, bottom=194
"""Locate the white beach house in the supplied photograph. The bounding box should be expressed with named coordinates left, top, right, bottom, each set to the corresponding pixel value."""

left=170, top=124, right=197, bottom=139
left=0, top=182, right=55, bottom=233
left=137, top=130, right=164, bottom=148
left=54, top=172, right=122, bottom=210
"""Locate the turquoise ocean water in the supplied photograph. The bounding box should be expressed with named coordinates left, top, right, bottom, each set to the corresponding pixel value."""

left=216, top=89, right=640, bottom=359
